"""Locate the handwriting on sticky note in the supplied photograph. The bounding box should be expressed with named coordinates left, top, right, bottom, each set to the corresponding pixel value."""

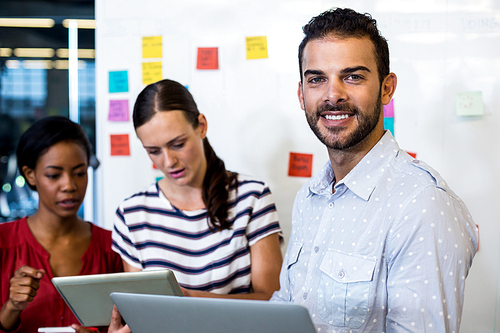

left=110, top=134, right=130, bottom=156
left=384, top=99, right=394, bottom=118
left=109, top=71, right=129, bottom=93
left=108, top=100, right=129, bottom=122
left=142, top=36, right=162, bottom=58
left=142, top=62, right=162, bottom=85
left=288, top=152, right=313, bottom=177
left=456, top=91, right=484, bottom=116
left=246, top=36, right=268, bottom=60
left=197, top=47, right=219, bottom=70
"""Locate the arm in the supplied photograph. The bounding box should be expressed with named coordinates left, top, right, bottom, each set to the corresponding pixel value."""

left=385, top=187, right=477, bottom=332
left=183, top=233, right=282, bottom=300
left=122, top=260, right=141, bottom=272
left=0, top=266, right=45, bottom=331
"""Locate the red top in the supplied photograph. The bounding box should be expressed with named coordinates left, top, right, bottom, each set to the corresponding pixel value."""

left=0, top=217, right=123, bottom=332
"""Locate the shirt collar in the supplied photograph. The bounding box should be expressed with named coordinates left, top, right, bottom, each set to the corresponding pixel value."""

left=308, top=131, right=401, bottom=201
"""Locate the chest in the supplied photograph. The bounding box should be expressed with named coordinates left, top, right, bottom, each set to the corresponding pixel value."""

left=42, top=238, right=90, bottom=277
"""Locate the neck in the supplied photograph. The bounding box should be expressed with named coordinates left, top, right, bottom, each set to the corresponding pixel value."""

left=27, top=208, right=84, bottom=239
left=158, top=177, right=205, bottom=211
left=328, top=128, right=385, bottom=186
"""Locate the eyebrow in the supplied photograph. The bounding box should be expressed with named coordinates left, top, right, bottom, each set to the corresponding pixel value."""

left=341, top=66, right=371, bottom=74
left=44, top=163, right=87, bottom=171
left=143, top=134, right=187, bottom=149
left=303, top=66, right=371, bottom=77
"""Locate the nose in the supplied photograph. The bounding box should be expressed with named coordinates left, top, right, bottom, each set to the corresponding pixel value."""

left=325, top=77, right=347, bottom=105
left=163, top=149, right=178, bottom=169
left=61, top=173, right=77, bottom=192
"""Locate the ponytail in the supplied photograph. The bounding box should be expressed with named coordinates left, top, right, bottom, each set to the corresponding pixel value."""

left=202, top=138, right=238, bottom=231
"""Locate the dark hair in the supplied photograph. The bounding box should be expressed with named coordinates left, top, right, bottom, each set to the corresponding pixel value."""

left=16, top=116, right=92, bottom=191
left=133, top=79, right=238, bottom=231
left=298, top=7, right=390, bottom=84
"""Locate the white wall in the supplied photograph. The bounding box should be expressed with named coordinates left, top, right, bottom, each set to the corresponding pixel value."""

left=95, top=0, right=500, bottom=331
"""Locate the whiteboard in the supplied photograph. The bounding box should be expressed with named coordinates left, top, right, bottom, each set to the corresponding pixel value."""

left=95, top=0, right=500, bottom=331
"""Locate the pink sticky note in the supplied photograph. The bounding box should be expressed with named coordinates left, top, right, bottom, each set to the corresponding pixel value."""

left=384, top=99, right=394, bottom=118
left=108, top=100, right=129, bottom=122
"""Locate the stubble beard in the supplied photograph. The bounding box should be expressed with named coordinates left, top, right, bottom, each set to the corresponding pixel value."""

left=305, top=93, right=383, bottom=151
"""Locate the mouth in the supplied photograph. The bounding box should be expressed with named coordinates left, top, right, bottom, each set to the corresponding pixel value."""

left=323, top=114, right=351, bottom=120
left=58, top=198, right=80, bottom=210
left=169, top=169, right=186, bottom=179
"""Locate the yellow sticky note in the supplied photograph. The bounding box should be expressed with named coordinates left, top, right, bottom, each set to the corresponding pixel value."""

left=142, top=62, right=162, bottom=85
left=246, top=36, right=268, bottom=60
left=142, top=36, right=162, bottom=58
left=456, top=91, right=484, bottom=116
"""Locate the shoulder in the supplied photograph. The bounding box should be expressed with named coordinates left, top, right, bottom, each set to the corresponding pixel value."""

left=119, top=183, right=161, bottom=208
left=90, top=223, right=114, bottom=249
left=232, top=173, right=272, bottom=197
left=393, top=152, right=449, bottom=191
left=0, top=217, right=28, bottom=247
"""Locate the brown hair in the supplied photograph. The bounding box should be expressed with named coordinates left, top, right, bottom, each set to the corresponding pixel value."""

left=133, top=79, right=237, bottom=231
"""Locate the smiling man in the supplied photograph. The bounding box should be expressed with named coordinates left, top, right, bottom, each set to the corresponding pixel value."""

left=271, top=8, right=478, bottom=333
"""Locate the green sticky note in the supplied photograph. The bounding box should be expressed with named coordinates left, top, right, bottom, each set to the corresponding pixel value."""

left=456, top=91, right=484, bottom=116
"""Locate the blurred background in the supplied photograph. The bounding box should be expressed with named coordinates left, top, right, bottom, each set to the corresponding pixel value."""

left=0, top=0, right=95, bottom=222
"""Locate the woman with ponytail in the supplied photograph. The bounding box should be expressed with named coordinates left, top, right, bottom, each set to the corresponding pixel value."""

left=112, top=79, right=283, bottom=300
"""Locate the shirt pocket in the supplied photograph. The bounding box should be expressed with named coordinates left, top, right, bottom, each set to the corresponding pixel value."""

left=286, top=243, right=303, bottom=294
left=317, top=250, right=376, bottom=329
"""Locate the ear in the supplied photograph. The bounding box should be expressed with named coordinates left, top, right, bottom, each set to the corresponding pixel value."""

left=197, top=114, right=208, bottom=139
left=298, top=81, right=305, bottom=111
left=381, top=73, right=397, bottom=105
left=22, top=166, right=37, bottom=187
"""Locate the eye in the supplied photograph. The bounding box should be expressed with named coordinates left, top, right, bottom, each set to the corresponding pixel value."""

left=45, top=174, right=60, bottom=180
left=147, top=149, right=160, bottom=155
left=75, top=171, right=87, bottom=177
left=345, top=74, right=363, bottom=82
left=307, top=77, right=325, bottom=84
left=171, top=140, right=186, bottom=150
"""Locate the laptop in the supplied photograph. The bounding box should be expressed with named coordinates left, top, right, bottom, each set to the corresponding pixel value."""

left=110, top=292, right=316, bottom=333
left=52, top=270, right=183, bottom=326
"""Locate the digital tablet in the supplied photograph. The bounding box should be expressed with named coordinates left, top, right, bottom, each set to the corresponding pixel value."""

left=52, top=270, right=183, bottom=326
left=111, top=292, right=316, bottom=333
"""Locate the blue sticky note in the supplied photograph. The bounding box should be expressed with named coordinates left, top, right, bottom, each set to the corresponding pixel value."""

left=384, top=117, right=394, bottom=136
left=109, top=71, right=129, bottom=93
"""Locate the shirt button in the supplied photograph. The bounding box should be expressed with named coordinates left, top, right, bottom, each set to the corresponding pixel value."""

left=314, top=246, right=319, bottom=253
left=338, top=270, right=346, bottom=279
left=303, top=292, right=308, bottom=299
left=328, top=202, right=334, bottom=208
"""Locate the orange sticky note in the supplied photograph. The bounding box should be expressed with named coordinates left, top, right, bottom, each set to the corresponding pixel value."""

left=110, top=134, right=130, bottom=156
left=288, top=152, right=313, bottom=177
left=197, top=47, right=219, bottom=70
left=406, top=151, right=417, bottom=158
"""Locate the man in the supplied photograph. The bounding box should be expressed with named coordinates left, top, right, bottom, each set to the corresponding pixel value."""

left=271, top=8, right=478, bottom=333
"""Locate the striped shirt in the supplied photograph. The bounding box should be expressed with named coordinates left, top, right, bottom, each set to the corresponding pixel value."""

left=112, top=174, right=281, bottom=294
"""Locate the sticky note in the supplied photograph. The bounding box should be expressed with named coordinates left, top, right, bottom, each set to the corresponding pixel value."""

left=197, top=47, right=219, bottom=70
left=288, top=152, right=313, bottom=177
left=406, top=151, right=417, bottom=158
left=384, top=117, right=394, bottom=136
left=456, top=91, right=484, bottom=116
left=110, top=134, right=130, bottom=156
left=108, top=100, right=129, bottom=122
left=109, top=71, right=129, bottom=93
left=246, top=36, right=268, bottom=60
left=384, top=99, right=394, bottom=118
left=142, top=36, right=162, bottom=58
left=142, top=62, right=162, bottom=85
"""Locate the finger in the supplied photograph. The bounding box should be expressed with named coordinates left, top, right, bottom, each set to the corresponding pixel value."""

left=15, top=266, right=45, bottom=279
left=109, top=305, right=122, bottom=330
left=10, top=275, right=42, bottom=291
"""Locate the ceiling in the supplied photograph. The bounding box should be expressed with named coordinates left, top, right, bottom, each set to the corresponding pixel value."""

left=0, top=0, right=95, bottom=51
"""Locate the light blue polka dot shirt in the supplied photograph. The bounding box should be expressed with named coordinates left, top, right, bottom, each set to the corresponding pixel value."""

left=271, top=131, right=478, bottom=333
